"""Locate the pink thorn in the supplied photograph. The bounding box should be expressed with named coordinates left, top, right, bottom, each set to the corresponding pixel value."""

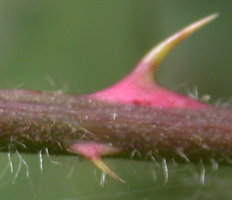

left=70, top=142, right=121, bottom=159
left=91, top=14, right=218, bottom=109
left=70, top=142, right=124, bottom=182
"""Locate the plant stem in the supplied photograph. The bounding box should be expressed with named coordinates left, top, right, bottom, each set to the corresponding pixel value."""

left=0, top=89, right=231, bottom=162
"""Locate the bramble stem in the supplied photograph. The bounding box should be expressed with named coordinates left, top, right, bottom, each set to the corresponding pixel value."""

left=0, top=89, right=232, bottom=162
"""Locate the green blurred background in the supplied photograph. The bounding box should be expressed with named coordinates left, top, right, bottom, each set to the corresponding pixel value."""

left=0, top=0, right=231, bottom=199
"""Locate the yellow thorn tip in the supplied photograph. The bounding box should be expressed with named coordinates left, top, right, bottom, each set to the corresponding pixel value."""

left=135, top=13, right=219, bottom=80
left=92, top=158, right=125, bottom=183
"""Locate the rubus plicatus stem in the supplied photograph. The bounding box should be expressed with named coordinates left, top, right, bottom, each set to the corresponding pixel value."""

left=0, top=13, right=228, bottom=182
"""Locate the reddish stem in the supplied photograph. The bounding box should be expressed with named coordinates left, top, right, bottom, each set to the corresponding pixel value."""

left=0, top=89, right=231, bottom=162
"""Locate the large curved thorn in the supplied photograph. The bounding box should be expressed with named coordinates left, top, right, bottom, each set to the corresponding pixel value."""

left=92, top=13, right=218, bottom=108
